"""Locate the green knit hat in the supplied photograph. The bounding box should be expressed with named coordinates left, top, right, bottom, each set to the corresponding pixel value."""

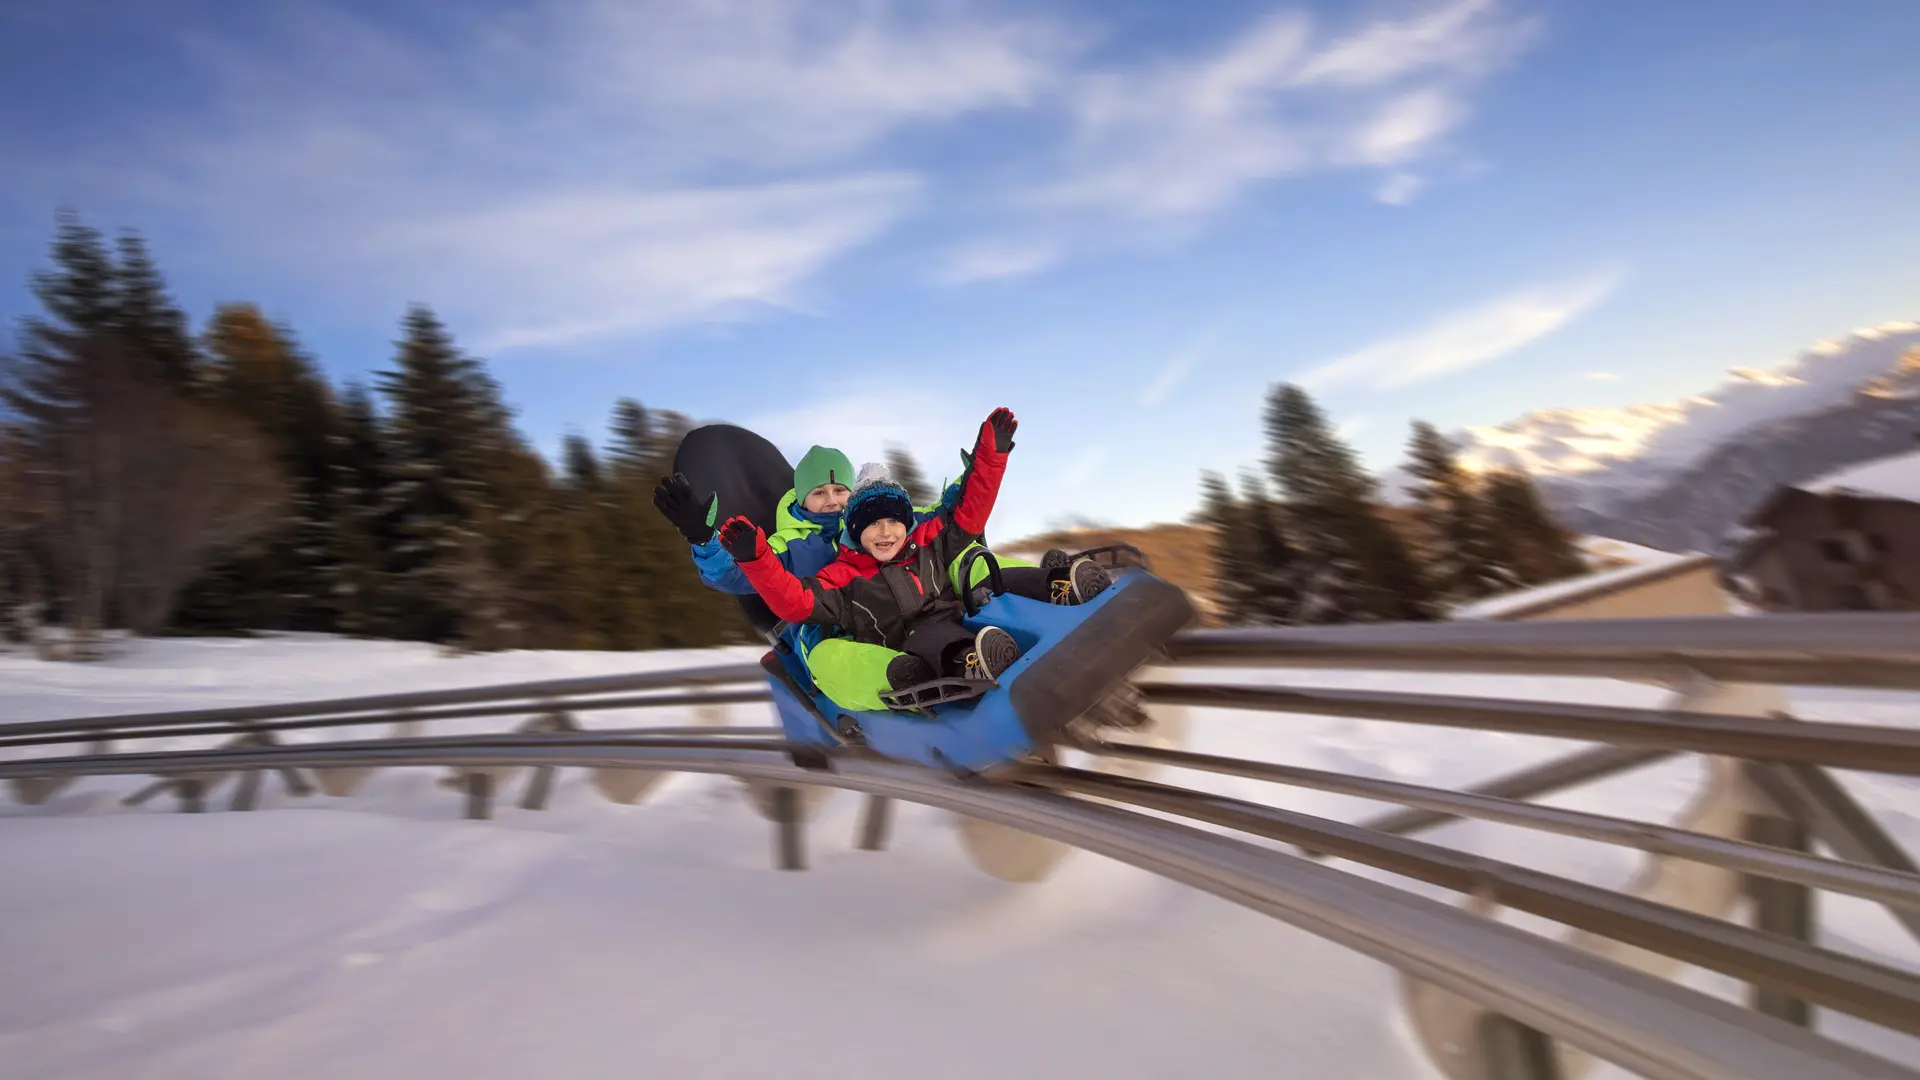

left=793, top=445, right=854, bottom=501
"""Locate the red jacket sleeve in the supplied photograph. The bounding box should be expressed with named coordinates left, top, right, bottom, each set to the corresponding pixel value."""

left=736, top=538, right=859, bottom=626
left=949, top=443, right=1007, bottom=538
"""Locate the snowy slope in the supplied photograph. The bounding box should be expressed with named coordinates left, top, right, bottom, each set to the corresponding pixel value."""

left=3, top=636, right=1918, bottom=1080
left=1579, top=535, right=1681, bottom=568
left=1451, top=551, right=1705, bottom=620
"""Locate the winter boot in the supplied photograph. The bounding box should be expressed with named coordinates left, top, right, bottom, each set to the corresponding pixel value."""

left=887, top=652, right=936, bottom=690
left=1039, top=548, right=1073, bottom=571
left=1050, top=557, right=1113, bottom=604
left=963, top=626, right=1021, bottom=681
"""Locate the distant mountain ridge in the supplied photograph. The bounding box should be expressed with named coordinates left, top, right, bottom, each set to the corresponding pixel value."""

left=1413, top=322, right=1920, bottom=554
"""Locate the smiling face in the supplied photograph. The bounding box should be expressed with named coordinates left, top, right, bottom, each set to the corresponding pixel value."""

left=801, top=483, right=850, bottom=514
left=859, top=518, right=909, bottom=563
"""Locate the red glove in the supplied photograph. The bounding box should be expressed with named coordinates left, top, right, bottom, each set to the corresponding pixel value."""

left=718, top=516, right=765, bottom=562
left=978, top=407, right=1017, bottom=454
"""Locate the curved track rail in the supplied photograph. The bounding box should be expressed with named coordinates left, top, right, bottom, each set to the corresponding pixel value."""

left=9, top=612, right=1920, bottom=1079
left=0, top=734, right=1912, bottom=1080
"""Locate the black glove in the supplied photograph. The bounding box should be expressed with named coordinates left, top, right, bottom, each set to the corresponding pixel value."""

left=718, top=516, right=763, bottom=562
left=978, top=407, right=1017, bottom=454
left=653, top=473, right=718, bottom=545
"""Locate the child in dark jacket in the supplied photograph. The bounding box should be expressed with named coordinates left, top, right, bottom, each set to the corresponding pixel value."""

left=716, top=408, right=1110, bottom=699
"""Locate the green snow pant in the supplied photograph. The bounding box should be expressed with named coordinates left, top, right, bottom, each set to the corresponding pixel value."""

left=802, top=545, right=1036, bottom=712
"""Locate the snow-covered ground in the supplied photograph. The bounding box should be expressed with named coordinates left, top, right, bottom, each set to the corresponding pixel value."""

left=1452, top=551, right=1706, bottom=620
left=3, top=634, right=1919, bottom=1080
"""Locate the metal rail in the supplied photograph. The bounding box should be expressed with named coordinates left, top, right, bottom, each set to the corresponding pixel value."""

left=1353, top=745, right=1676, bottom=838
left=0, top=661, right=767, bottom=739
left=1023, top=765, right=1920, bottom=1037
left=11, top=612, right=1920, bottom=745
left=1079, top=738, right=1920, bottom=912
left=1159, top=612, right=1920, bottom=688
left=0, top=689, right=776, bottom=750
left=0, top=735, right=1911, bottom=1080
left=8, top=615, right=1920, bottom=1079
left=1131, top=683, right=1920, bottom=775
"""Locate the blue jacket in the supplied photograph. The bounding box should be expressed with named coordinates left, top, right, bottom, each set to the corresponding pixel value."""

left=692, top=490, right=843, bottom=595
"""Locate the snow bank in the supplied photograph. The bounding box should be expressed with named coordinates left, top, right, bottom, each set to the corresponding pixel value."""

left=2, top=636, right=1918, bottom=1079
left=1579, top=535, right=1679, bottom=568
left=1451, top=551, right=1708, bottom=620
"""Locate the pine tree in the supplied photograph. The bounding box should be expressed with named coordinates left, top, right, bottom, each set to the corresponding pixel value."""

left=1403, top=420, right=1515, bottom=606
left=599, top=402, right=667, bottom=649
left=109, top=231, right=199, bottom=389
left=326, top=384, right=398, bottom=637
left=1241, top=475, right=1306, bottom=624
left=1482, top=469, right=1587, bottom=586
left=546, top=432, right=615, bottom=647
left=3, top=212, right=120, bottom=433
left=1265, top=383, right=1434, bottom=622
left=374, top=306, right=530, bottom=646
left=884, top=444, right=933, bottom=505
left=607, top=399, right=652, bottom=477
left=1198, top=471, right=1258, bottom=624
left=1198, top=470, right=1307, bottom=625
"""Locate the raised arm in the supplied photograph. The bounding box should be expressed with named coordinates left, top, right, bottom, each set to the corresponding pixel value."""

left=718, top=517, right=854, bottom=627
left=918, top=407, right=1015, bottom=553
left=654, top=473, right=752, bottom=592
left=688, top=537, right=756, bottom=595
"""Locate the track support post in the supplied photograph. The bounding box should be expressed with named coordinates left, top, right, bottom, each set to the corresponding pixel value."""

left=856, top=794, right=894, bottom=851
left=1477, top=1014, right=1562, bottom=1080
left=519, top=707, right=579, bottom=811
left=230, top=768, right=263, bottom=811
left=466, top=772, right=493, bottom=820
left=1742, top=810, right=1815, bottom=1026
left=771, top=785, right=807, bottom=871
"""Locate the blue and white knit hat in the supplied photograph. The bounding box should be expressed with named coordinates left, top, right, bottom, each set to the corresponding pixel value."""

left=843, top=468, right=914, bottom=543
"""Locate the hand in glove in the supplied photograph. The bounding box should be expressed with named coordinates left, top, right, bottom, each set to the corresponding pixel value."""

left=653, top=472, right=719, bottom=545
left=977, top=407, right=1017, bottom=454
left=718, top=516, right=766, bottom=563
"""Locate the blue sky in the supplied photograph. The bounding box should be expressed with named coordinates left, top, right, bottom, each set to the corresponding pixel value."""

left=4, top=0, right=1919, bottom=539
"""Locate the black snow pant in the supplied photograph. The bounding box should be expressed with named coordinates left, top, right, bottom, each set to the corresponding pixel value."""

left=897, top=566, right=1062, bottom=676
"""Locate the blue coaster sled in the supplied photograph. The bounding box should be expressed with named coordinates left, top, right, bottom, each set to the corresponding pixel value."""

left=761, top=556, right=1194, bottom=775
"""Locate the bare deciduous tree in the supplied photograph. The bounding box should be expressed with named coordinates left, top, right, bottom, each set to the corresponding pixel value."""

left=25, top=338, right=287, bottom=651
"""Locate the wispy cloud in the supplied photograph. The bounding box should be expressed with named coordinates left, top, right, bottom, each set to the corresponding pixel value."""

left=934, top=238, right=1065, bottom=285
left=1137, top=335, right=1211, bottom=408
left=524, top=0, right=1079, bottom=168
left=37, top=0, right=1543, bottom=343
left=1585, top=371, right=1619, bottom=380
left=1299, top=267, right=1626, bottom=391
left=1037, top=0, right=1539, bottom=219
left=85, top=1, right=1077, bottom=352
left=373, top=176, right=923, bottom=352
